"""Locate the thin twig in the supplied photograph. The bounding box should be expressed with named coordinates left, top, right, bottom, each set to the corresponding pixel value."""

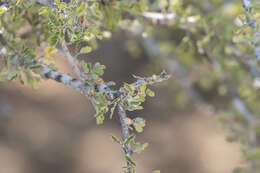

left=60, top=40, right=83, bottom=79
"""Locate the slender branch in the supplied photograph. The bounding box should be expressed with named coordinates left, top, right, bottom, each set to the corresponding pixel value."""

left=118, top=102, right=132, bottom=173
left=60, top=40, right=84, bottom=79
left=141, top=36, right=206, bottom=105
left=131, top=71, right=170, bottom=87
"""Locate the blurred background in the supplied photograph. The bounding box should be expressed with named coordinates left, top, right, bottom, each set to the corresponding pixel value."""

left=0, top=31, right=244, bottom=173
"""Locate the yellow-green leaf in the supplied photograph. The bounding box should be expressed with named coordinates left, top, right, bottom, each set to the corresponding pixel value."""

left=80, top=46, right=92, bottom=54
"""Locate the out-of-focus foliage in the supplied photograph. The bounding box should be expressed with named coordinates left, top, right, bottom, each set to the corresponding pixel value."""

left=142, top=0, right=260, bottom=172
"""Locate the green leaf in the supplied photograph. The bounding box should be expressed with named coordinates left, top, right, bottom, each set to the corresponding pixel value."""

left=54, top=0, right=60, bottom=4
left=124, top=134, right=135, bottom=146
left=7, top=70, right=18, bottom=81
left=81, top=61, right=91, bottom=73
left=146, top=88, right=155, bottom=97
left=16, top=0, right=23, bottom=6
left=153, top=170, right=161, bottom=173
left=125, top=155, right=136, bottom=167
left=110, top=135, right=122, bottom=145
left=80, top=46, right=92, bottom=54
left=124, top=83, right=134, bottom=94
left=77, top=2, right=86, bottom=14
left=133, top=117, right=146, bottom=133
left=139, top=83, right=147, bottom=94
left=134, top=142, right=149, bottom=153
left=93, top=62, right=104, bottom=76
left=48, top=33, right=59, bottom=46
left=127, top=105, right=143, bottom=111
left=39, top=7, right=49, bottom=15
left=58, top=2, right=67, bottom=9
left=96, top=115, right=105, bottom=124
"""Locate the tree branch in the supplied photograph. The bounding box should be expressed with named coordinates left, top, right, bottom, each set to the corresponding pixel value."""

left=39, top=65, right=91, bottom=95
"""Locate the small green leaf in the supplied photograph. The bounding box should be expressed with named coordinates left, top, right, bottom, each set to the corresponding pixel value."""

left=80, top=46, right=92, bottom=54
left=124, top=134, right=135, bottom=146
left=54, top=0, right=60, bottom=4
left=93, top=62, right=104, bottom=76
left=48, top=33, right=59, bottom=46
left=80, top=61, right=90, bottom=73
left=96, top=115, right=105, bottom=124
left=139, top=83, right=147, bottom=94
left=146, top=88, right=155, bottom=97
left=58, top=2, right=67, bottom=9
left=125, top=155, right=136, bottom=167
left=142, top=143, right=149, bottom=150
left=16, top=0, right=23, bottom=6
left=128, top=105, right=143, bottom=111
left=124, top=83, right=134, bottom=94
left=110, top=135, right=122, bottom=145
left=153, top=170, right=161, bottom=173
left=7, top=71, right=18, bottom=81
left=77, top=2, right=86, bottom=14
left=133, top=117, right=146, bottom=133
left=134, top=142, right=149, bottom=153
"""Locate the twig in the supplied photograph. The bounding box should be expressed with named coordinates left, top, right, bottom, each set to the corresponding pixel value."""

left=118, top=102, right=132, bottom=173
left=60, top=40, right=83, bottom=79
left=141, top=36, right=206, bottom=105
